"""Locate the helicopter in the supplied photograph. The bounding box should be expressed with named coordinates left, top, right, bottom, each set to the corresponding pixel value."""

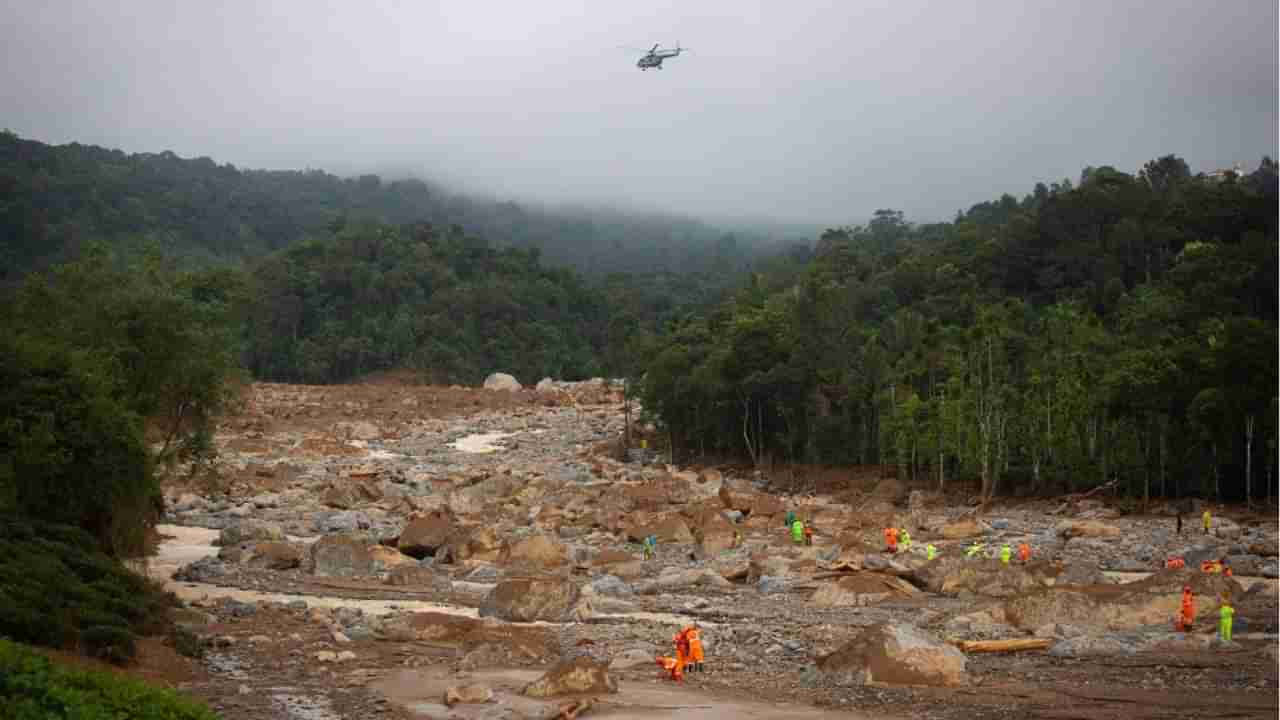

left=636, top=43, right=686, bottom=71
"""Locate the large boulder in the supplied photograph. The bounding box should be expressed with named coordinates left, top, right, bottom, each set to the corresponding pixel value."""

left=369, top=545, right=417, bottom=573
left=818, top=623, right=966, bottom=687
left=695, top=512, right=738, bottom=554
left=909, top=557, right=1053, bottom=597
left=248, top=542, right=305, bottom=570
left=483, top=373, right=522, bottom=392
left=385, top=565, right=451, bottom=591
left=1003, top=570, right=1243, bottom=631
left=313, top=510, right=371, bottom=534
left=398, top=511, right=454, bottom=559
left=811, top=573, right=918, bottom=607
left=624, top=515, right=693, bottom=544
left=1056, top=520, right=1121, bottom=540
left=479, top=578, right=583, bottom=622
left=522, top=655, right=617, bottom=698
left=442, top=526, right=503, bottom=564
left=216, top=520, right=284, bottom=546
left=938, top=519, right=983, bottom=540
left=308, top=533, right=376, bottom=577
left=499, top=534, right=570, bottom=570
left=321, top=484, right=360, bottom=509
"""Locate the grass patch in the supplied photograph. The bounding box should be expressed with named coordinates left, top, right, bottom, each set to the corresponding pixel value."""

left=0, top=638, right=217, bottom=719
left=0, top=515, right=175, bottom=661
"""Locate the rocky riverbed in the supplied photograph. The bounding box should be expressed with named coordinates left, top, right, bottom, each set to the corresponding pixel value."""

left=149, top=378, right=1279, bottom=720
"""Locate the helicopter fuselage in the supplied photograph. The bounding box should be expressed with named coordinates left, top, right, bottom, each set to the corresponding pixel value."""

left=637, top=47, right=681, bottom=70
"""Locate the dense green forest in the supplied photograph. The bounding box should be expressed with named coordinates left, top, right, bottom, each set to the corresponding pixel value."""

left=0, top=131, right=792, bottom=282
left=638, top=157, right=1279, bottom=504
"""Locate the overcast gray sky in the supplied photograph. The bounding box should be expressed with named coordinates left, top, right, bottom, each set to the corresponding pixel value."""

left=2, top=1, right=1276, bottom=225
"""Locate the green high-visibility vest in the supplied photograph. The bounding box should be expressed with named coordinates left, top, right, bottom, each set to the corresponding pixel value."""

left=926, top=544, right=937, bottom=561
left=791, top=520, right=804, bottom=542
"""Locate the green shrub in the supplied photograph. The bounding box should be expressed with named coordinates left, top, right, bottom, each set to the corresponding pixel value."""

left=80, top=625, right=138, bottom=665
left=0, top=516, right=173, bottom=658
left=0, top=638, right=218, bottom=719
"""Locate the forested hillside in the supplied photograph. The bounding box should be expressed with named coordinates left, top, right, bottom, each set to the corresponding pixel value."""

left=639, top=157, right=1279, bottom=503
left=0, top=131, right=780, bottom=282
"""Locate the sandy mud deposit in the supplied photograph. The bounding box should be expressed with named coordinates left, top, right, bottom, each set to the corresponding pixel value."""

left=153, top=379, right=1277, bottom=720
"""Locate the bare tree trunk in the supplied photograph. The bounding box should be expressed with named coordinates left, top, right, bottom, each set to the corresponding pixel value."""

left=1211, top=442, right=1220, bottom=502
left=1244, top=415, right=1254, bottom=506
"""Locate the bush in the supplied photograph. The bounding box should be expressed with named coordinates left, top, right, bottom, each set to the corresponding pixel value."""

left=0, top=639, right=218, bottom=720
left=0, top=516, right=173, bottom=658
left=80, top=625, right=138, bottom=665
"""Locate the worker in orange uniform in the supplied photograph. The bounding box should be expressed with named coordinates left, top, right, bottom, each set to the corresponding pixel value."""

left=1177, top=585, right=1195, bottom=632
left=883, top=526, right=899, bottom=553
left=1017, top=543, right=1031, bottom=564
left=803, top=524, right=814, bottom=547
left=686, top=625, right=705, bottom=673
left=1165, top=557, right=1185, bottom=570
left=672, top=628, right=690, bottom=681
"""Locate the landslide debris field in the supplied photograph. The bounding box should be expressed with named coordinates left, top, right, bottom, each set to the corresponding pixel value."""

left=151, top=379, right=1279, bottom=720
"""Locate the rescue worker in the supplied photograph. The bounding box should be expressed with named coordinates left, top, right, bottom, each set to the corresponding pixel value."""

left=1202, top=508, right=1211, bottom=535
left=1165, top=557, right=1185, bottom=570
left=672, top=628, right=690, bottom=681
left=926, top=543, right=937, bottom=561
left=642, top=535, right=655, bottom=561
left=1017, top=542, right=1031, bottom=563
left=965, top=541, right=985, bottom=559
left=1176, top=511, right=1183, bottom=535
left=1178, top=585, right=1194, bottom=632
left=999, top=544, right=1012, bottom=565
left=803, top=523, right=814, bottom=546
left=732, top=529, right=743, bottom=549
left=899, top=528, right=912, bottom=552
left=1218, top=597, right=1234, bottom=643
left=883, top=526, right=899, bottom=553
left=656, top=655, right=679, bottom=679
left=791, top=517, right=805, bottom=545
left=785, top=510, right=797, bottom=529
left=686, top=625, right=705, bottom=672
left=1221, top=558, right=1233, bottom=577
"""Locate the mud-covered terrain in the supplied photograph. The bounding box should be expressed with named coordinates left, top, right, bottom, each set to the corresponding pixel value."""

left=146, top=378, right=1279, bottom=720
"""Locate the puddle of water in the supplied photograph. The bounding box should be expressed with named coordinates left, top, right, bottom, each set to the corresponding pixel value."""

left=449, top=431, right=516, bottom=453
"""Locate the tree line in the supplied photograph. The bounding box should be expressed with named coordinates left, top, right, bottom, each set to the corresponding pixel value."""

left=0, top=130, right=794, bottom=283
left=637, top=157, right=1278, bottom=503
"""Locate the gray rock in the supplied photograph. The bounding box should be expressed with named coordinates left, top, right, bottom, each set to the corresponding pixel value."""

left=344, top=624, right=374, bottom=641
left=723, top=510, right=745, bottom=524
left=990, top=519, right=1010, bottom=530
left=1260, top=560, right=1279, bottom=578
left=590, top=575, right=633, bottom=597
left=313, top=510, right=372, bottom=534
left=224, top=600, right=257, bottom=618
left=783, top=639, right=805, bottom=652
left=287, top=600, right=309, bottom=611
left=757, top=576, right=790, bottom=595
left=216, top=519, right=285, bottom=546
left=466, top=565, right=500, bottom=582
left=173, top=556, right=227, bottom=583
left=1224, top=554, right=1264, bottom=576
left=333, top=606, right=364, bottom=627
left=1048, top=634, right=1138, bottom=657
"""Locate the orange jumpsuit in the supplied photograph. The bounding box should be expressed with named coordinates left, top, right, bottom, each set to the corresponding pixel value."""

left=883, top=527, right=899, bottom=553
left=1017, top=543, right=1031, bottom=563
left=672, top=631, right=689, bottom=681
left=1179, top=588, right=1194, bottom=632
left=1165, top=557, right=1185, bottom=570
left=687, top=627, right=704, bottom=667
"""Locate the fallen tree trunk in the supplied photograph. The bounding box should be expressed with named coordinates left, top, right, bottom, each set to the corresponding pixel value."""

left=952, top=638, right=1052, bottom=654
